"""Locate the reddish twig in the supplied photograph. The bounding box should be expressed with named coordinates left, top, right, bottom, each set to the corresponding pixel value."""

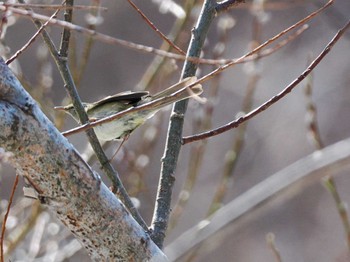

left=60, top=24, right=307, bottom=138
left=182, top=18, right=350, bottom=144
left=126, top=0, right=185, bottom=55
left=57, top=0, right=330, bottom=139
left=0, top=0, right=332, bottom=65
left=0, top=175, right=19, bottom=262
left=189, top=0, right=333, bottom=82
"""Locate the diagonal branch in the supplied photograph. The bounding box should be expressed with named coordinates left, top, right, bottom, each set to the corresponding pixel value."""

left=127, top=0, right=185, bottom=55
left=17, top=0, right=148, bottom=232
left=6, top=8, right=59, bottom=64
left=165, top=137, right=350, bottom=260
left=0, top=1, right=324, bottom=66
left=0, top=58, right=167, bottom=261
left=182, top=18, right=350, bottom=144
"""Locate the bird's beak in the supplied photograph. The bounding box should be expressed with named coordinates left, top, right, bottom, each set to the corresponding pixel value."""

left=54, top=106, right=66, bottom=111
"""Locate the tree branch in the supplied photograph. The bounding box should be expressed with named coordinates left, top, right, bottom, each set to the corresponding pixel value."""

left=0, top=58, right=167, bottom=261
left=182, top=18, right=350, bottom=144
left=16, top=0, right=148, bottom=231
left=165, top=137, right=350, bottom=260
left=150, top=0, right=218, bottom=248
left=215, top=0, right=245, bottom=13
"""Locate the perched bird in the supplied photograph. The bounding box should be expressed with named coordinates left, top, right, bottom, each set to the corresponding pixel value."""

left=55, top=77, right=203, bottom=141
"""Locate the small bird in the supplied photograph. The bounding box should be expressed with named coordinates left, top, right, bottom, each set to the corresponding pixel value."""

left=55, top=77, right=203, bottom=141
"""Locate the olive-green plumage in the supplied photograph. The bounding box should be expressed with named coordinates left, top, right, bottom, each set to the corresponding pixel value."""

left=56, top=77, right=202, bottom=140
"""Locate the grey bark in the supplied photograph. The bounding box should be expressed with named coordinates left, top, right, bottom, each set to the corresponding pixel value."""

left=0, top=58, right=167, bottom=261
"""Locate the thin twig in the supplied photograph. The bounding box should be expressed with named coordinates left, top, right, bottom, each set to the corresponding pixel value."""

left=1, top=3, right=106, bottom=11
left=73, top=0, right=100, bottom=86
left=0, top=5, right=8, bottom=37
left=303, top=64, right=350, bottom=250
left=207, top=6, right=264, bottom=215
left=6, top=8, right=59, bottom=64
left=304, top=63, right=324, bottom=149
left=165, top=137, right=350, bottom=260
left=127, top=0, right=185, bottom=55
left=60, top=80, right=202, bottom=137
left=3, top=202, right=42, bottom=257
left=60, top=24, right=308, bottom=138
left=0, top=175, right=19, bottom=262
left=57, top=0, right=149, bottom=231
left=168, top=14, right=234, bottom=230
left=185, top=0, right=333, bottom=82
left=16, top=0, right=147, bottom=231
left=230, top=0, right=308, bottom=11
left=0, top=5, right=222, bottom=64
left=323, top=176, right=350, bottom=250
left=215, top=0, right=246, bottom=13
left=0, top=0, right=327, bottom=66
left=137, top=0, right=200, bottom=90
left=266, top=233, right=282, bottom=262
left=182, top=18, right=350, bottom=144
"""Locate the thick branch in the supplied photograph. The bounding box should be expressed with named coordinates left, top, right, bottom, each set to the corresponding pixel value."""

left=0, top=59, right=167, bottom=261
left=16, top=0, right=147, bottom=230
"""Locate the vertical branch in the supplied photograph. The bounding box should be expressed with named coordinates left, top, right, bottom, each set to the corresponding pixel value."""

left=73, top=0, right=101, bottom=86
left=303, top=60, right=350, bottom=250
left=323, top=176, right=350, bottom=250
left=58, top=0, right=73, bottom=57
left=304, top=66, right=323, bottom=149
left=150, top=0, right=217, bottom=248
left=207, top=0, right=264, bottom=215
left=168, top=14, right=234, bottom=230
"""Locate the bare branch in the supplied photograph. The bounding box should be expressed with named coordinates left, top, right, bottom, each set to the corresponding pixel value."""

left=0, top=58, right=167, bottom=261
left=6, top=8, right=59, bottom=64
left=215, top=0, right=246, bottom=13
left=0, top=1, right=327, bottom=66
left=0, top=175, right=19, bottom=262
left=16, top=0, right=148, bottom=231
left=59, top=22, right=309, bottom=139
left=165, top=137, right=350, bottom=260
left=150, top=0, right=217, bottom=249
left=182, top=18, right=350, bottom=144
left=2, top=3, right=107, bottom=11
left=127, top=0, right=185, bottom=55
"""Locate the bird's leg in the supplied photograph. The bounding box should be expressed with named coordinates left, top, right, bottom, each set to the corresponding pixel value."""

left=109, top=134, right=130, bottom=162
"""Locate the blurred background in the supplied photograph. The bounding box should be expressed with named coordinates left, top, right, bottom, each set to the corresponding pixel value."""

left=1, top=0, right=350, bottom=261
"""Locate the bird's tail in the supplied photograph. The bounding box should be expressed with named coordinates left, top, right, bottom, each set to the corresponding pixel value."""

left=143, top=77, right=203, bottom=110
